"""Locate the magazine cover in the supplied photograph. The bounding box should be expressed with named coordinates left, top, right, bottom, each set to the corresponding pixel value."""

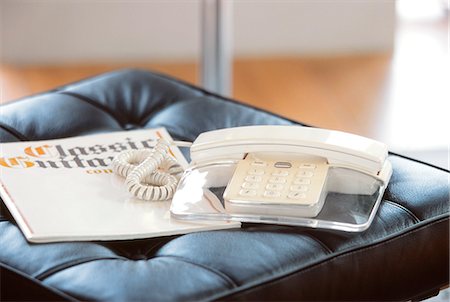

left=0, top=128, right=239, bottom=243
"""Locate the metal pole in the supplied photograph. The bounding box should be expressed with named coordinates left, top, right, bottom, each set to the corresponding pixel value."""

left=200, top=0, right=233, bottom=96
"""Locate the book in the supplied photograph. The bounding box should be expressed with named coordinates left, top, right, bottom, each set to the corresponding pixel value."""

left=0, top=128, right=240, bottom=243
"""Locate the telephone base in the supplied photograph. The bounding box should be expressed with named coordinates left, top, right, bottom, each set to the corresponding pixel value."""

left=172, top=160, right=388, bottom=232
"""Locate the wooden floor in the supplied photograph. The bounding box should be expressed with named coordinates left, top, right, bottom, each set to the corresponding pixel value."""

left=1, top=18, right=447, bottom=153
left=0, top=55, right=390, bottom=135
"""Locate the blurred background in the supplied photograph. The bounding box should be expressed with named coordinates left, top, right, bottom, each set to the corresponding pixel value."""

left=0, top=0, right=448, bottom=169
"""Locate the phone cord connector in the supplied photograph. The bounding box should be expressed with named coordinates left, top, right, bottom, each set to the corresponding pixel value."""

left=111, top=139, right=184, bottom=201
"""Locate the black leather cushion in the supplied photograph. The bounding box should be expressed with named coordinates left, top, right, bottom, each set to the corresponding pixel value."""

left=1, top=69, right=448, bottom=301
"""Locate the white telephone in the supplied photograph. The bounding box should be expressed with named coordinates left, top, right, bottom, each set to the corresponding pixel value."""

left=189, top=125, right=392, bottom=218
left=113, top=125, right=392, bottom=221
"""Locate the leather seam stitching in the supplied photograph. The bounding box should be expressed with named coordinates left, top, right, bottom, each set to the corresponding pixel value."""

left=56, top=70, right=125, bottom=92
left=58, top=91, right=127, bottom=127
left=36, top=256, right=128, bottom=280
left=383, top=199, right=421, bottom=223
left=300, top=233, right=333, bottom=254
left=0, top=123, right=29, bottom=141
left=136, top=98, right=178, bottom=126
left=153, top=254, right=238, bottom=288
left=286, top=218, right=448, bottom=275
left=212, top=215, right=449, bottom=300
left=143, top=240, right=172, bottom=259
left=149, top=71, right=302, bottom=125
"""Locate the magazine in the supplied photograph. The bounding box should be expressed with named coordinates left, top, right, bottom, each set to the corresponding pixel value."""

left=0, top=128, right=240, bottom=243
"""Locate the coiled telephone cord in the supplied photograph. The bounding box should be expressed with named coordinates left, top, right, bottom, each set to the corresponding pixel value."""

left=111, top=139, right=185, bottom=201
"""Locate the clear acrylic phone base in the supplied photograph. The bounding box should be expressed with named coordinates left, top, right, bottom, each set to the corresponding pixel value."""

left=170, top=154, right=388, bottom=232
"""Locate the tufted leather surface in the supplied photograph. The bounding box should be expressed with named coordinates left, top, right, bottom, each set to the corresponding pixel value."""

left=0, top=69, right=448, bottom=301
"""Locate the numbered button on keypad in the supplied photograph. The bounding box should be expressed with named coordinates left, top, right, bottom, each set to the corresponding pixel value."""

left=272, top=170, right=289, bottom=176
left=239, top=189, right=257, bottom=197
left=242, top=182, right=259, bottom=189
left=248, top=168, right=264, bottom=175
left=287, top=191, right=306, bottom=200
left=245, top=175, right=262, bottom=182
left=264, top=190, right=281, bottom=198
left=290, top=185, right=308, bottom=192
left=296, top=170, right=314, bottom=178
left=269, top=176, right=286, bottom=184
left=266, top=183, right=284, bottom=191
left=294, top=178, right=311, bottom=185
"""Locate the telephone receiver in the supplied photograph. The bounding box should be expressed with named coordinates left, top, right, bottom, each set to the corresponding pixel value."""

left=190, top=125, right=392, bottom=188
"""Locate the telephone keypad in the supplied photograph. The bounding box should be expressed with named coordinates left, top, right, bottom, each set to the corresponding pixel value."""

left=224, top=155, right=328, bottom=209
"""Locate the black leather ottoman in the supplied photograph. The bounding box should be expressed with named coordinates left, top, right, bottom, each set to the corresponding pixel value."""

left=1, top=69, right=448, bottom=301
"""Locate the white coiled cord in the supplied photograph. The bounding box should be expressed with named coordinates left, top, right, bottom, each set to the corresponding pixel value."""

left=111, top=139, right=186, bottom=201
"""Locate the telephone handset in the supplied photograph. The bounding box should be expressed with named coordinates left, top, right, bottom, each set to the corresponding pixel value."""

left=190, top=125, right=392, bottom=217
left=191, top=125, right=390, bottom=178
